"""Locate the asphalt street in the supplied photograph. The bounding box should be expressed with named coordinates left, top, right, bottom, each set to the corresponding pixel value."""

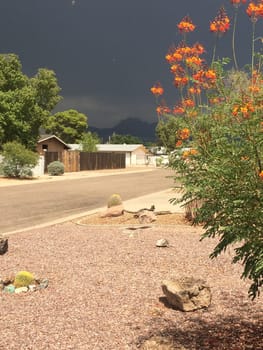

left=0, top=168, right=175, bottom=233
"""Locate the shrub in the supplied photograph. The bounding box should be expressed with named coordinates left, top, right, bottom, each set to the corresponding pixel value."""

left=1, top=141, right=38, bottom=178
left=47, top=161, right=64, bottom=176
left=107, top=193, right=122, bottom=208
left=151, top=4, right=263, bottom=298
left=14, top=271, right=34, bottom=288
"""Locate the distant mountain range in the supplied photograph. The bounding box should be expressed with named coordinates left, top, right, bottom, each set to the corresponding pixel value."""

left=89, top=118, right=158, bottom=143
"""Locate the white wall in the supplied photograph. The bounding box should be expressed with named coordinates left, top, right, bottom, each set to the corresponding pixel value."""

left=32, top=155, right=45, bottom=177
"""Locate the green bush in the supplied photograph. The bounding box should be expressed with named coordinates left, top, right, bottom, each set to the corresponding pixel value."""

left=47, top=161, right=64, bottom=176
left=1, top=141, right=38, bottom=178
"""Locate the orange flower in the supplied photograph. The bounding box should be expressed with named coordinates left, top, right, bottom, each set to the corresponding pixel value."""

left=182, top=98, right=195, bottom=107
left=150, top=82, right=164, bottom=96
left=232, top=102, right=255, bottom=118
left=188, top=86, right=201, bottom=95
left=193, top=43, right=205, bottom=55
left=230, top=0, right=246, bottom=5
left=185, top=56, right=203, bottom=67
left=246, top=2, right=263, bottom=21
left=176, top=140, right=183, bottom=147
left=173, top=76, right=189, bottom=87
left=177, top=16, right=196, bottom=33
left=173, top=105, right=185, bottom=115
left=210, top=7, right=230, bottom=34
left=170, top=64, right=184, bottom=74
left=182, top=149, right=198, bottom=159
left=259, top=170, right=263, bottom=179
left=178, top=128, right=190, bottom=140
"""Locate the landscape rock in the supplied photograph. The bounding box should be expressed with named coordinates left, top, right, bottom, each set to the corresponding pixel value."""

left=28, top=284, right=37, bottom=292
left=162, top=277, right=211, bottom=312
left=39, top=279, right=49, bottom=289
left=15, top=286, right=28, bottom=294
left=156, top=238, right=169, bottom=247
left=100, top=204, right=124, bottom=218
left=0, top=236, right=8, bottom=255
left=4, top=284, right=16, bottom=293
left=138, top=210, right=156, bottom=224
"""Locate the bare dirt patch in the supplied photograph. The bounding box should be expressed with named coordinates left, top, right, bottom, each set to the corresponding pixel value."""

left=75, top=211, right=189, bottom=226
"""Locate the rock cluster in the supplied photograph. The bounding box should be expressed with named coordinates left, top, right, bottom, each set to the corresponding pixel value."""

left=0, top=277, right=49, bottom=294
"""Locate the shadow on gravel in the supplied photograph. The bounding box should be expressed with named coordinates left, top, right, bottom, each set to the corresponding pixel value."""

left=135, top=314, right=263, bottom=349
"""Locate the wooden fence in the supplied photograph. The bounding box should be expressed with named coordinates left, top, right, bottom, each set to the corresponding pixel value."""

left=44, top=151, right=125, bottom=172
left=79, top=152, right=125, bottom=170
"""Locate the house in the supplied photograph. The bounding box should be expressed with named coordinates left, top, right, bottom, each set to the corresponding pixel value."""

left=96, top=144, right=148, bottom=166
left=68, top=143, right=149, bottom=167
left=37, top=135, right=71, bottom=154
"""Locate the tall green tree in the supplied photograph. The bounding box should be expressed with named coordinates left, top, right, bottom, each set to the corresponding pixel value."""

left=44, top=109, right=88, bottom=143
left=0, top=54, right=61, bottom=150
left=80, top=131, right=100, bottom=152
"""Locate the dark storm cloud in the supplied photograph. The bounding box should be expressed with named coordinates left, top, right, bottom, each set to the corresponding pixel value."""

left=0, top=0, right=262, bottom=127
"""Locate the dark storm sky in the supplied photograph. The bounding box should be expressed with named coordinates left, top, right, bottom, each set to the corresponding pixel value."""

left=0, top=0, right=262, bottom=127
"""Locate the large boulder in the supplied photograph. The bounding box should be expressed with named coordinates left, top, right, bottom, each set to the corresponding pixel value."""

left=100, top=204, right=124, bottom=218
left=162, top=277, right=211, bottom=312
left=0, top=236, right=8, bottom=255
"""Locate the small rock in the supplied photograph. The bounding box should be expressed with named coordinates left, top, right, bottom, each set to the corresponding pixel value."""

left=138, top=210, right=156, bottom=224
left=156, top=239, right=169, bottom=247
left=28, top=284, right=37, bottom=292
left=39, top=279, right=49, bottom=289
left=0, top=236, right=8, bottom=255
left=4, top=284, right=16, bottom=293
left=15, top=286, right=28, bottom=294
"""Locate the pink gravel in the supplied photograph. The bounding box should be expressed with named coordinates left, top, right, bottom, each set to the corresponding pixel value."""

left=0, top=222, right=262, bottom=349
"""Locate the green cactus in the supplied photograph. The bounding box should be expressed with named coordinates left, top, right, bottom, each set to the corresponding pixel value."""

left=14, top=271, right=34, bottom=288
left=107, top=193, right=122, bottom=208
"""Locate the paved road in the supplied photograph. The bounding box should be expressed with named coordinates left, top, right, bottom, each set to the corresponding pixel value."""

left=0, top=168, right=175, bottom=233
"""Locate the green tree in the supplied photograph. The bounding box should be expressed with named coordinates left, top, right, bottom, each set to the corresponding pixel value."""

left=0, top=141, right=39, bottom=178
left=110, top=133, right=142, bottom=144
left=44, top=109, right=88, bottom=143
left=0, top=54, right=61, bottom=150
left=80, top=131, right=100, bottom=152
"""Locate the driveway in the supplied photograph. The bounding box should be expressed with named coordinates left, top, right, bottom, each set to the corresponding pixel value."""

left=0, top=167, right=175, bottom=234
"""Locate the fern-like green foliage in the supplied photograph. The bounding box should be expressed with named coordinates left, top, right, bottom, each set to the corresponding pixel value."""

left=107, top=194, right=122, bottom=208
left=14, top=271, right=34, bottom=288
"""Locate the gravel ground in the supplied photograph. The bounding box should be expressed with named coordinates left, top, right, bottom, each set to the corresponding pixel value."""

left=0, top=219, right=262, bottom=350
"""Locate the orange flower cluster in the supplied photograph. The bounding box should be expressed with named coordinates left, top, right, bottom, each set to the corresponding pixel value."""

left=259, top=170, right=263, bottom=179
left=246, top=1, right=263, bottom=21
left=182, top=98, right=195, bottom=107
left=182, top=148, right=198, bottom=159
left=210, top=7, right=230, bottom=34
left=165, top=42, right=205, bottom=64
left=156, top=105, right=171, bottom=116
left=178, top=128, right=190, bottom=140
left=230, top=0, right=247, bottom=7
left=177, top=15, right=196, bottom=33
left=232, top=101, right=255, bottom=118
left=150, top=82, right=164, bottom=96
left=173, top=105, right=185, bottom=115
left=193, top=69, right=217, bottom=88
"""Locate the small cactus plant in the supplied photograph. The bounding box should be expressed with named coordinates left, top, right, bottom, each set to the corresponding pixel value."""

left=14, top=271, right=34, bottom=288
left=107, top=193, right=122, bottom=208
